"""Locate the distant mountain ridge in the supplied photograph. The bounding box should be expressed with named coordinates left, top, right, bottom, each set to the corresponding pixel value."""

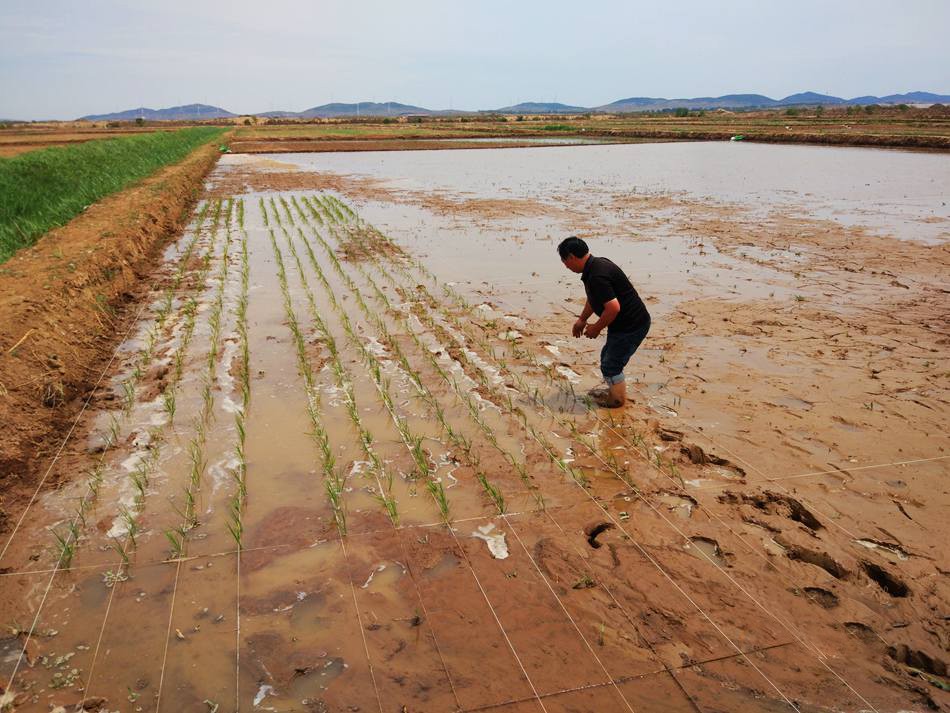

left=596, top=91, right=950, bottom=112
left=80, top=103, right=236, bottom=121
left=495, top=102, right=589, bottom=114
left=75, top=91, right=950, bottom=121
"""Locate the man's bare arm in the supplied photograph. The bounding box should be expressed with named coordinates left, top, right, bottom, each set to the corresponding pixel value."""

left=584, top=298, right=620, bottom=337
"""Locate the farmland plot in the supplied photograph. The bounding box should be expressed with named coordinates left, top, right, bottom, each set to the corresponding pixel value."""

left=1, top=143, right=947, bottom=712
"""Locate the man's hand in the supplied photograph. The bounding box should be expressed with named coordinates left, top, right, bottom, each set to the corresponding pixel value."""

left=584, top=323, right=602, bottom=339
left=572, top=318, right=586, bottom=338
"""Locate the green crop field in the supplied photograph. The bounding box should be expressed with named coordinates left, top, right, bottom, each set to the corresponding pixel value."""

left=0, top=126, right=226, bottom=263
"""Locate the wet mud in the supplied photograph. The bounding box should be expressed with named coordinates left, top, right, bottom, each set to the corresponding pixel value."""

left=0, top=143, right=947, bottom=711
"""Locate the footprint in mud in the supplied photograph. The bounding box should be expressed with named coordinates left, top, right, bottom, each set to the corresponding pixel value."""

left=648, top=400, right=678, bottom=418
left=802, top=586, right=839, bottom=609
left=721, top=491, right=821, bottom=531
left=585, top=522, right=614, bottom=549
left=679, top=442, right=746, bottom=478
left=656, top=491, right=698, bottom=519
left=888, top=644, right=947, bottom=678
left=843, top=621, right=880, bottom=645
left=652, top=426, right=745, bottom=478
left=861, top=561, right=910, bottom=598
left=776, top=538, right=848, bottom=579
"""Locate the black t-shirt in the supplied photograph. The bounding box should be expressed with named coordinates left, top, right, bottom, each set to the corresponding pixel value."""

left=581, top=256, right=650, bottom=332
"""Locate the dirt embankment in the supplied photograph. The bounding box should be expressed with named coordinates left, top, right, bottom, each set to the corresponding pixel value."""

left=0, top=142, right=222, bottom=530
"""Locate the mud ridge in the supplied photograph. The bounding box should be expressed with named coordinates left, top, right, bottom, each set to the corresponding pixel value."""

left=0, top=141, right=224, bottom=530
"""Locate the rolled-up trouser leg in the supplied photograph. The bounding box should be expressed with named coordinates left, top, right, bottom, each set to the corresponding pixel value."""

left=599, top=321, right=650, bottom=385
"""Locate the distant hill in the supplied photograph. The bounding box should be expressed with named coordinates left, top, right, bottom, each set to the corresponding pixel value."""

left=493, top=102, right=588, bottom=114
left=73, top=91, right=950, bottom=121
left=80, top=103, right=236, bottom=121
left=300, top=102, right=431, bottom=118
left=598, top=91, right=950, bottom=112
left=599, top=94, right=778, bottom=112
left=876, top=91, right=950, bottom=104
left=779, top=92, right=845, bottom=105
left=257, top=102, right=432, bottom=119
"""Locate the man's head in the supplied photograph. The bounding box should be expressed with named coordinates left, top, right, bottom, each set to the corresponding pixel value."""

left=557, top=236, right=590, bottom=273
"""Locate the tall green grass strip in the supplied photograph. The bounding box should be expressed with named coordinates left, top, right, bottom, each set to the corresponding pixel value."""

left=0, top=127, right=225, bottom=263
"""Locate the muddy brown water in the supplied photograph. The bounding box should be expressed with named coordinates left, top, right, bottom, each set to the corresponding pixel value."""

left=0, top=143, right=947, bottom=712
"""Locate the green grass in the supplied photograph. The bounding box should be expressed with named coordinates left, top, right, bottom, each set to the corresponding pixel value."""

left=0, top=127, right=225, bottom=263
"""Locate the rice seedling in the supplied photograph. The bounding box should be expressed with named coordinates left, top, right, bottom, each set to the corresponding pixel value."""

left=110, top=537, right=130, bottom=567
left=426, top=479, right=451, bottom=522
left=183, top=488, right=198, bottom=529
left=377, top=494, right=400, bottom=526
left=51, top=527, right=77, bottom=568
left=164, top=529, right=186, bottom=559
left=120, top=507, right=139, bottom=548
left=225, top=499, right=243, bottom=546
left=121, top=379, right=135, bottom=411
left=202, top=380, right=214, bottom=422
left=129, top=465, right=148, bottom=506
left=188, top=439, right=206, bottom=487
left=162, top=388, right=177, bottom=422
left=107, top=413, right=121, bottom=448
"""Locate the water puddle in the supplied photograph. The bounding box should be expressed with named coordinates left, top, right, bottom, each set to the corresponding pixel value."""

left=683, top=536, right=727, bottom=567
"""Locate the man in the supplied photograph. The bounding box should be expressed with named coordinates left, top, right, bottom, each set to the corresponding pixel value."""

left=558, top=236, right=651, bottom=408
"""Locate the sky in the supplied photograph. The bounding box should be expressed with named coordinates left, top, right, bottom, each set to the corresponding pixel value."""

left=2, top=0, right=949, bottom=120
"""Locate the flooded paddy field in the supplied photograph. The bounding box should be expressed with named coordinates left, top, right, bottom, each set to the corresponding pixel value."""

left=1, top=142, right=948, bottom=712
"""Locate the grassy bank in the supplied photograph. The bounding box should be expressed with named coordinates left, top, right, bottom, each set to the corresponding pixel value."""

left=0, top=126, right=225, bottom=262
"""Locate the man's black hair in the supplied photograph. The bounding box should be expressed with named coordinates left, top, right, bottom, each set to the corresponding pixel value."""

left=557, top=236, right=589, bottom=260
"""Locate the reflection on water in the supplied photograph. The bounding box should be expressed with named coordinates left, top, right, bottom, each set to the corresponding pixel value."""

left=273, top=141, right=950, bottom=243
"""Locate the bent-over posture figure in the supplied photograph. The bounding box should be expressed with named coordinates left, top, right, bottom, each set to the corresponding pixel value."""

left=558, top=236, right=651, bottom=408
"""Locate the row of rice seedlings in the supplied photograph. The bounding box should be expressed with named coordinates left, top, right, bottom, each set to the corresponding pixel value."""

left=207, top=198, right=233, bottom=379
left=163, top=200, right=233, bottom=559
left=154, top=201, right=211, bottom=329
left=263, top=207, right=348, bottom=535
left=121, top=202, right=227, bottom=417
left=227, top=199, right=252, bottom=546
left=306, top=199, right=592, bottom=493
left=285, top=196, right=513, bottom=516
left=262, top=199, right=410, bottom=526
left=266, top=199, right=404, bottom=526
left=161, top=200, right=226, bottom=426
